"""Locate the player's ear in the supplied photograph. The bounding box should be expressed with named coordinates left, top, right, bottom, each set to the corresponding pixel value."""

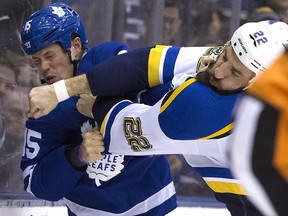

left=71, top=36, right=82, bottom=51
left=70, top=36, right=83, bottom=61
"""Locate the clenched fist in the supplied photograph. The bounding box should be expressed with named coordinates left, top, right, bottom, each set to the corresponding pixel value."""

left=197, top=55, right=216, bottom=73
left=76, top=93, right=96, bottom=118
left=28, top=85, right=59, bottom=119
left=79, top=128, right=105, bottom=163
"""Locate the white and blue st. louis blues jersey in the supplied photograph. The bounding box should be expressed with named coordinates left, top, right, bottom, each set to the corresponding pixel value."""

left=141, top=80, right=247, bottom=196
left=21, top=42, right=177, bottom=216
left=83, top=44, right=248, bottom=197
left=96, top=78, right=245, bottom=195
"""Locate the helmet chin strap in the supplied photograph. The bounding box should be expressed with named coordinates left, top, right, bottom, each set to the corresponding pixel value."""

left=67, top=49, right=80, bottom=77
left=72, top=61, right=79, bottom=77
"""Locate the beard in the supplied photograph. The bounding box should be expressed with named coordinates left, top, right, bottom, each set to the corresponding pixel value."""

left=196, top=62, right=215, bottom=87
left=196, top=70, right=211, bottom=87
left=196, top=65, right=243, bottom=95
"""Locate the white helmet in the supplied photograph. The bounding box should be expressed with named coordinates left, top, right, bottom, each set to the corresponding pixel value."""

left=231, top=20, right=288, bottom=75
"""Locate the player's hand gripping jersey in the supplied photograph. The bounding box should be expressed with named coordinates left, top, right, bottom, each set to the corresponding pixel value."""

left=21, top=42, right=176, bottom=216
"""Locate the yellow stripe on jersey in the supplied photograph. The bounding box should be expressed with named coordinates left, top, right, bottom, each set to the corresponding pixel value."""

left=160, top=78, right=197, bottom=113
left=206, top=181, right=247, bottom=195
left=160, top=77, right=232, bottom=140
left=198, top=123, right=233, bottom=140
left=100, top=114, right=108, bottom=134
left=148, top=45, right=169, bottom=87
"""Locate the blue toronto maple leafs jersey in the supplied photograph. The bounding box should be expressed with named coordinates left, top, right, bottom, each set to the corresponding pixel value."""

left=21, top=42, right=177, bottom=215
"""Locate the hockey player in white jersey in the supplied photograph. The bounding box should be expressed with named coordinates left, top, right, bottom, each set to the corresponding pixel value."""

left=46, top=20, right=288, bottom=215
left=20, top=3, right=177, bottom=216
left=78, top=20, right=288, bottom=216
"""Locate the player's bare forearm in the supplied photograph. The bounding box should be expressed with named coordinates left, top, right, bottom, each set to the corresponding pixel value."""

left=65, top=74, right=92, bottom=96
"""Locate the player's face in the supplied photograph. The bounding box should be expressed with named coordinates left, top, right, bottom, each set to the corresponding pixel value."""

left=32, top=43, right=74, bottom=85
left=197, top=43, right=255, bottom=92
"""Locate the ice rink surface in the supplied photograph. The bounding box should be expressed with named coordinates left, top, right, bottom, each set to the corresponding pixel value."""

left=0, top=195, right=231, bottom=215
left=168, top=206, right=230, bottom=215
left=0, top=206, right=231, bottom=216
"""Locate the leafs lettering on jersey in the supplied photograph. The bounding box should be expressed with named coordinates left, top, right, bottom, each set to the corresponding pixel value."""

left=82, top=120, right=125, bottom=187
left=123, top=117, right=153, bottom=152
left=86, top=154, right=124, bottom=187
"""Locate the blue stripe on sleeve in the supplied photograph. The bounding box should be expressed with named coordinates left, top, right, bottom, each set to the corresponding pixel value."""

left=103, top=101, right=132, bottom=146
left=194, top=167, right=234, bottom=179
left=163, top=46, right=180, bottom=83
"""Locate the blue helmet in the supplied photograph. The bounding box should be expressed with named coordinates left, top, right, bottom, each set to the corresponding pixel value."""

left=21, top=3, right=88, bottom=55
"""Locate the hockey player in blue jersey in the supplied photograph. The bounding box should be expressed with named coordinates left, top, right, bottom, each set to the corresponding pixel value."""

left=27, top=19, right=288, bottom=216
left=20, top=3, right=177, bottom=216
